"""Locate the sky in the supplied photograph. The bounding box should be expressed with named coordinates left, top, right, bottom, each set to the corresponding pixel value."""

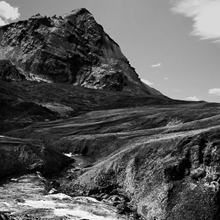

left=1, top=0, right=220, bottom=102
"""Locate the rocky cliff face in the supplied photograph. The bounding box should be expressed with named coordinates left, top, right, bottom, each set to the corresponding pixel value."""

left=0, top=8, right=161, bottom=96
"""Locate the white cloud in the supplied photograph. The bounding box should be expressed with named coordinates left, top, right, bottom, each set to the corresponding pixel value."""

left=0, top=17, right=6, bottom=25
left=209, top=88, right=220, bottom=96
left=151, top=63, right=162, bottom=68
left=141, top=78, right=154, bottom=86
left=0, top=1, right=20, bottom=26
left=172, top=0, right=220, bottom=41
left=185, top=96, right=200, bottom=101
left=164, top=77, right=168, bottom=80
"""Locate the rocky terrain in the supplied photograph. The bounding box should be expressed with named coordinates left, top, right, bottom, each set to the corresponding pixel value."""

left=1, top=7, right=220, bottom=220
left=0, top=8, right=162, bottom=96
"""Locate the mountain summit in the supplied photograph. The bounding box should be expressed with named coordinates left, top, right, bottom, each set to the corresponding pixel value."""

left=0, top=8, right=162, bottom=96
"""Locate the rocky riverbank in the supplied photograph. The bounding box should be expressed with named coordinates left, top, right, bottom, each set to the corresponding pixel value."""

left=0, top=172, right=128, bottom=220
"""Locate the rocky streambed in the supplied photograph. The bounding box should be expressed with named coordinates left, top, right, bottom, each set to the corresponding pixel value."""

left=0, top=154, right=132, bottom=220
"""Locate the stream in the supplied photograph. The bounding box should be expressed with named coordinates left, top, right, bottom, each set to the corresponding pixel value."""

left=0, top=154, right=127, bottom=219
left=46, top=153, right=96, bottom=182
left=65, top=153, right=96, bottom=168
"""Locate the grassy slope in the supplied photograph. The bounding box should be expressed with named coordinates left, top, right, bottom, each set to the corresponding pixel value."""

left=3, top=80, right=220, bottom=219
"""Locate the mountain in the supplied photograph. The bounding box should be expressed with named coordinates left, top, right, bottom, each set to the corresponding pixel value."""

left=1, top=8, right=220, bottom=220
left=0, top=8, right=162, bottom=96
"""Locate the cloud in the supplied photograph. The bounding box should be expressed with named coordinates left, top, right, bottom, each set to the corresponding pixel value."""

left=209, top=88, right=220, bottom=96
left=185, top=96, right=200, bottom=101
left=172, top=0, right=220, bottom=41
left=141, top=78, right=154, bottom=86
left=0, top=17, right=6, bottom=25
left=164, top=77, right=168, bottom=80
left=151, top=63, right=162, bottom=68
left=0, top=1, right=20, bottom=26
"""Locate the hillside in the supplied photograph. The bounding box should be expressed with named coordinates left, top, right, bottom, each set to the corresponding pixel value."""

left=1, top=8, right=220, bottom=220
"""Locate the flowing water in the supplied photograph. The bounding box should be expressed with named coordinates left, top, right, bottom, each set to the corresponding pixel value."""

left=64, top=152, right=96, bottom=168
left=0, top=154, right=126, bottom=219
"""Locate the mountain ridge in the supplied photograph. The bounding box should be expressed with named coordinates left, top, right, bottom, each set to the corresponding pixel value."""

left=0, top=8, right=163, bottom=97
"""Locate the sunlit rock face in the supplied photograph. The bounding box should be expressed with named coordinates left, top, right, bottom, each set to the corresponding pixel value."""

left=0, top=8, right=161, bottom=96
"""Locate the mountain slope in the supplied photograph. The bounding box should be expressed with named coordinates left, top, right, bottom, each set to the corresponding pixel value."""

left=0, top=79, right=174, bottom=134
left=0, top=8, right=162, bottom=96
left=1, top=7, right=220, bottom=220
left=5, top=101, right=220, bottom=220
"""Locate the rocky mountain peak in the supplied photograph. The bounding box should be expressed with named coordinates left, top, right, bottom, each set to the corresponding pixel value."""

left=0, top=8, right=162, bottom=96
left=66, top=8, right=92, bottom=16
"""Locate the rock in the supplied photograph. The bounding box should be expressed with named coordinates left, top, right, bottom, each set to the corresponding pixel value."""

left=0, top=136, right=72, bottom=177
left=48, top=188, right=57, bottom=194
left=102, top=194, right=109, bottom=199
left=50, top=180, right=60, bottom=188
left=190, top=166, right=206, bottom=181
left=0, top=8, right=162, bottom=96
left=0, top=213, right=13, bottom=220
left=105, top=195, right=125, bottom=206
left=0, top=60, right=25, bottom=82
left=15, top=198, right=25, bottom=203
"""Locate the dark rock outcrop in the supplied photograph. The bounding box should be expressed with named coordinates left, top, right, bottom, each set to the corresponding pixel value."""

left=0, top=60, right=25, bottom=82
left=0, top=136, right=72, bottom=177
left=0, top=8, right=161, bottom=96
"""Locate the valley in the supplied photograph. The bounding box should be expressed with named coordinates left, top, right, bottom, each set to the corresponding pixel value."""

left=0, top=7, right=220, bottom=220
